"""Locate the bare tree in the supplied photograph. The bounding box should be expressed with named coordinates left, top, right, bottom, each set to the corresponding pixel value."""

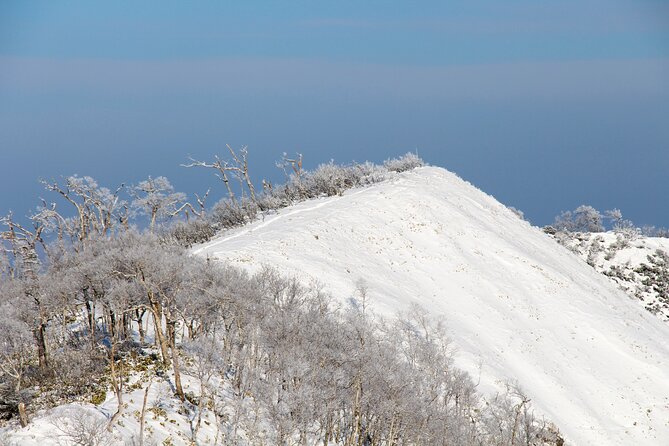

left=183, top=145, right=257, bottom=202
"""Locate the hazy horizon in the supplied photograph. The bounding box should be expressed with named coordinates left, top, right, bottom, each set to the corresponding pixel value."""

left=1, top=1, right=668, bottom=227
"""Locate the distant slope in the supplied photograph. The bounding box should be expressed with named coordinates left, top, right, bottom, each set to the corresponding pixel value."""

left=553, top=231, right=669, bottom=322
left=195, top=166, right=669, bottom=446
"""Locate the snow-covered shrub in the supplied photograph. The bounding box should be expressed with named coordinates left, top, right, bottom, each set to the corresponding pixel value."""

left=542, top=225, right=557, bottom=235
left=586, top=235, right=605, bottom=266
left=636, top=250, right=669, bottom=314
left=553, top=205, right=604, bottom=233
left=300, top=162, right=359, bottom=197
left=641, top=226, right=669, bottom=238
left=552, top=230, right=579, bottom=251
left=280, top=160, right=388, bottom=201
left=508, top=206, right=525, bottom=220
left=609, top=233, right=632, bottom=253
left=211, top=198, right=259, bottom=229
left=613, top=220, right=640, bottom=241
left=353, top=160, right=387, bottom=184
left=255, top=187, right=291, bottom=211
left=163, top=219, right=216, bottom=248
left=47, top=344, right=107, bottom=400
left=384, top=152, right=425, bottom=172
left=49, top=405, right=111, bottom=446
left=479, top=384, right=563, bottom=446
left=604, top=208, right=640, bottom=240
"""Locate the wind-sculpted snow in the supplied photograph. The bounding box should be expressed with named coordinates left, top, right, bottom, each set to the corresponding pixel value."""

left=196, top=166, right=669, bottom=446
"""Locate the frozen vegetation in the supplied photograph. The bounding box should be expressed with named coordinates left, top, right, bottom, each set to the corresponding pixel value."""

left=0, top=151, right=667, bottom=445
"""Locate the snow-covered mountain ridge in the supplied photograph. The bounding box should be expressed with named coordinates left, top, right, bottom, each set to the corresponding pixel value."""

left=195, top=166, right=669, bottom=446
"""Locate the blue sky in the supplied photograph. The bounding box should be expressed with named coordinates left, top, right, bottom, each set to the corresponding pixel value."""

left=1, top=0, right=668, bottom=226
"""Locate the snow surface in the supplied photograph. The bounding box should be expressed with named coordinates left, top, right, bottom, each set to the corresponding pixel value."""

left=4, top=370, right=224, bottom=445
left=194, top=166, right=669, bottom=446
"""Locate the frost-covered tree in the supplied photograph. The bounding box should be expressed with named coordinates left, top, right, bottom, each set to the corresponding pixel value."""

left=605, top=208, right=639, bottom=239
left=41, top=175, right=126, bottom=244
left=553, top=205, right=604, bottom=233
left=0, top=296, right=33, bottom=426
left=182, top=337, right=225, bottom=441
left=131, top=176, right=188, bottom=231
left=103, top=230, right=191, bottom=400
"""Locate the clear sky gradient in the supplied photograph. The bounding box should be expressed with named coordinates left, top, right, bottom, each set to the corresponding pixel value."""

left=1, top=1, right=668, bottom=226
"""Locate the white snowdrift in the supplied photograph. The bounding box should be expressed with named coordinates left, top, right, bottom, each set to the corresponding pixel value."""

left=195, top=166, right=669, bottom=446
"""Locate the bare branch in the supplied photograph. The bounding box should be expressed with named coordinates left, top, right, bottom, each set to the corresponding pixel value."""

left=182, top=156, right=236, bottom=199
left=183, top=146, right=257, bottom=203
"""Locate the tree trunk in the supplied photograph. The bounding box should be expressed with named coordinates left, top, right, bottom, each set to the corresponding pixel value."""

left=135, top=309, right=146, bottom=344
left=107, top=342, right=124, bottom=432
left=352, top=378, right=363, bottom=446
left=167, top=320, right=185, bottom=401
left=148, top=302, right=170, bottom=366
left=122, top=313, right=130, bottom=340
left=84, top=290, right=96, bottom=348
left=18, top=402, right=28, bottom=427
left=193, top=381, right=206, bottom=442
left=108, top=308, right=116, bottom=339
left=149, top=212, right=157, bottom=233
left=33, top=323, right=48, bottom=372
left=139, top=377, right=152, bottom=446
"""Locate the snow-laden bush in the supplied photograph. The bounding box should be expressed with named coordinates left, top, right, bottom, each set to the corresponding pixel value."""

left=384, top=152, right=425, bottom=172
left=553, top=205, right=604, bottom=233
left=300, top=162, right=361, bottom=197
left=508, top=206, right=526, bottom=220
left=48, top=405, right=111, bottom=446
left=255, top=187, right=291, bottom=211
left=162, top=219, right=216, bottom=248
left=479, top=384, right=563, bottom=446
left=281, top=160, right=387, bottom=201
left=211, top=197, right=259, bottom=229
left=641, top=226, right=669, bottom=238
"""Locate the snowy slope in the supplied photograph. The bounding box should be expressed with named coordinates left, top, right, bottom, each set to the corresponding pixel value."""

left=554, top=231, right=669, bottom=322
left=194, top=166, right=669, bottom=446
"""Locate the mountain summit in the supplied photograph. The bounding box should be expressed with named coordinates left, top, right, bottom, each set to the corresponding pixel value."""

left=195, top=166, right=669, bottom=446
